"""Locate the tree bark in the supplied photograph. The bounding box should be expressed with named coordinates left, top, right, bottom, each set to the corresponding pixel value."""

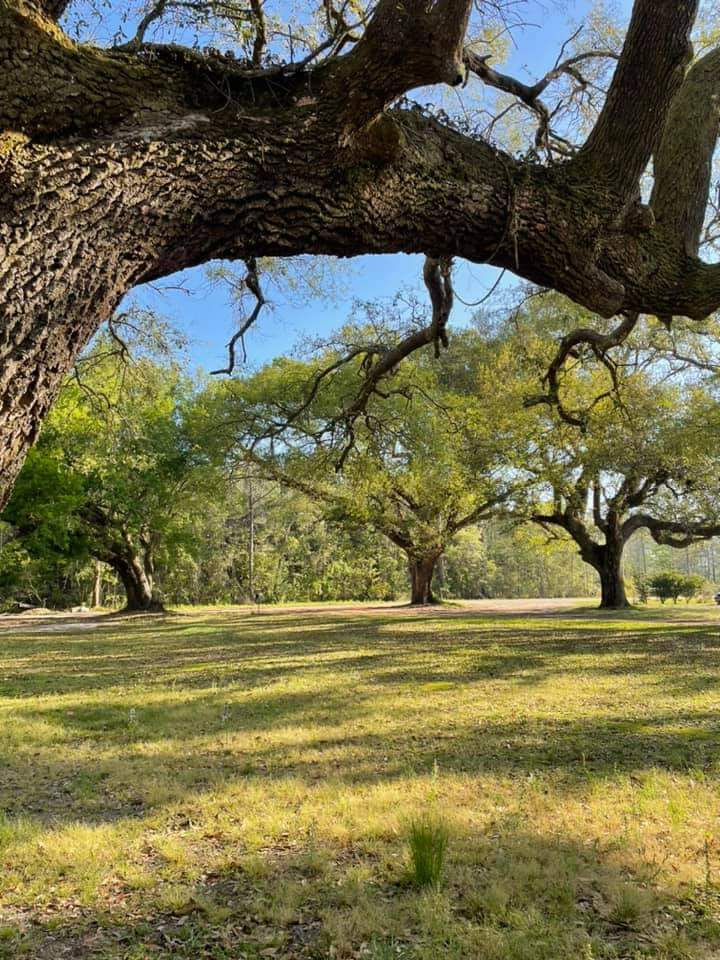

left=107, top=552, right=164, bottom=612
left=596, top=551, right=630, bottom=610
left=90, top=560, right=102, bottom=608
left=408, top=555, right=439, bottom=605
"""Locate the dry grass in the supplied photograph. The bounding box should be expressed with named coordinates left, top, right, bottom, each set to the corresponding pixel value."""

left=0, top=602, right=719, bottom=957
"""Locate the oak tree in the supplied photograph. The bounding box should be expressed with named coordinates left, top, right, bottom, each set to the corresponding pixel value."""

left=205, top=320, right=524, bottom=604
left=3, top=346, right=215, bottom=610
left=526, top=334, right=720, bottom=609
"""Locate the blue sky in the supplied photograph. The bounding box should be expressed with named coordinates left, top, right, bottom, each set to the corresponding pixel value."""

left=113, top=0, right=634, bottom=372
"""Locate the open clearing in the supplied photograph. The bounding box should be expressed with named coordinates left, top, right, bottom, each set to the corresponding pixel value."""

left=1, top=601, right=720, bottom=958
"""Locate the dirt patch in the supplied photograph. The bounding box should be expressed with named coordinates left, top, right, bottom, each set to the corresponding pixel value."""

left=242, top=597, right=595, bottom=617
left=11, top=621, right=105, bottom=634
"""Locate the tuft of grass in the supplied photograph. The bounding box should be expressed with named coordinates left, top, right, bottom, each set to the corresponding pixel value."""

left=407, top=814, right=449, bottom=888
left=606, top=881, right=656, bottom=927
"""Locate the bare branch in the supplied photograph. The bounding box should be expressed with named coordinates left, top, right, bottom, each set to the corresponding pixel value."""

left=106, top=317, right=132, bottom=364
left=249, top=0, right=266, bottom=67
left=465, top=39, right=618, bottom=156
left=250, top=347, right=369, bottom=447
left=211, top=258, right=266, bottom=376
left=452, top=488, right=517, bottom=532
left=524, top=311, right=639, bottom=427
left=625, top=513, right=720, bottom=547
left=332, top=256, right=454, bottom=466
left=123, top=0, right=170, bottom=51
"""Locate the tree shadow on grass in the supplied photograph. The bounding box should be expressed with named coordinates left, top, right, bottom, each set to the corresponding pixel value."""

left=3, top=613, right=720, bottom=956
left=2, top=609, right=719, bottom=699
left=2, top=611, right=720, bottom=828
left=4, top=705, right=720, bottom=827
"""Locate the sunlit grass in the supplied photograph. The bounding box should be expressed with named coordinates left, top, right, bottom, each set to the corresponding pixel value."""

left=0, top=604, right=719, bottom=956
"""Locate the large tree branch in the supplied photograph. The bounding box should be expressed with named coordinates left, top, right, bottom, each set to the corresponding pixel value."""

left=0, top=4, right=185, bottom=139
left=621, top=472, right=670, bottom=514
left=340, top=0, right=471, bottom=95
left=1, top=0, right=472, bottom=149
left=452, top=488, right=515, bottom=533
left=576, top=0, right=697, bottom=197
left=3, top=1, right=718, bottom=321
left=316, top=0, right=472, bottom=152
left=31, top=0, right=69, bottom=20
left=5, top=0, right=720, bottom=510
left=652, top=46, right=720, bottom=256
left=531, top=504, right=601, bottom=566
left=624, top=513, right=720, bottom=546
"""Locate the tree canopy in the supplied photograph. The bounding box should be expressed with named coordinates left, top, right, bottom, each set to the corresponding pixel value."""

left=3, top=346, right=217, bottom=609
left=6, top=289, right=720, bottom=611
left=502, top=294, right=720, bottom=607
left=198, top=315, right=533, bottom=602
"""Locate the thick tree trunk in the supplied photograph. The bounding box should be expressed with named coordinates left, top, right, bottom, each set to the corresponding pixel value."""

left=408, top=556, right=438, bottom=605
left=598, top=564, right=629, bottom=609
left=595, top=542, right=630, bottom=610
left=109, top=553, right=164, bottom=612
left=0, top=160, right=145, bottom=507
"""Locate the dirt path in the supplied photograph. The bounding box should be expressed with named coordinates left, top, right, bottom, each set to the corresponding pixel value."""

left=230, top=597, right=597, bottom=617
left=3, top=596, right=719, bottom=634
left=0, top=598, right=586, bottom=633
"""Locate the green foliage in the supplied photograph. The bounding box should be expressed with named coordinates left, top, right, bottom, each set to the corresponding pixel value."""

left=13, top=339, right=405, bottom=610
left=0, top=342, right=221, bottom=608
left=441, top=528, right=493, bottom=598
left=634, top=576, right=650, bottom=605
left=489, top=291, right=720, bottom=603
left=683, top=574, right=708, bottom=602
left=407, top=814, right=449, bottom=889
left=202, top=313, right=536, bottom=601
left=648, top=572, right=706, bottom=604
left=0, top=451, right=90, bottom=607
left=9, top=293, right=720, bottom=610
left=440, top=522, right=596, bottom=600
left=651, top=572, right=682, bottom=604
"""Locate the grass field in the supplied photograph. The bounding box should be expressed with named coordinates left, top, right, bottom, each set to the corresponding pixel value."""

left=1, top=601, right=720, bottom=958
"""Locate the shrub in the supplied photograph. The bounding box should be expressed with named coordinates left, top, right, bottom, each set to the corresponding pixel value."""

left=407, top=814, right=449, bottom=889
left=634, top=576, right=650, bottom=604
left=679, top=573, right=706, bottom=603
left=648, top=572, right=682, bottom=603
left=648, top=572, right=705, bottom=604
